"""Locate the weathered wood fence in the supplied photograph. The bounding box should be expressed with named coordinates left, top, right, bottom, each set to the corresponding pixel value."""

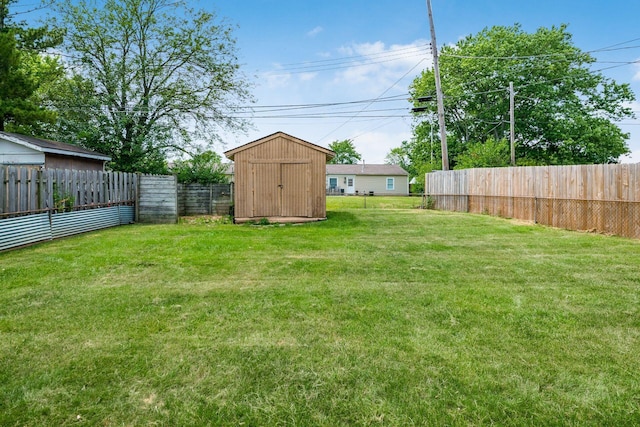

left=425, top=164, right=640, bottom=239
left=0, top=166, right=139, bottom=251
left=138, top=175, right=178, bottom=224
left=1, top=165, right=235, bottom=251
left=0, top=165, right=137, bottom=217
left=178, top=183, right=232, bottom=216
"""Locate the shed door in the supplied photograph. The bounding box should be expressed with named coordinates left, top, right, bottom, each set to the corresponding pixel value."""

left=281, top=163, right=310, bottom=217
left=252, top=162, right=311, bottom=217
left=253, top=163, right=280, bottom=217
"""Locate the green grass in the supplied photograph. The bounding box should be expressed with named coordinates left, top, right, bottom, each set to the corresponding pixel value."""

left=1, top=201, right=640, bottom=425
left=327, top=195, right=424, bottom=210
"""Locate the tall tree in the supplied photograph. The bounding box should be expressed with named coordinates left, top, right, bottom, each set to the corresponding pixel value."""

left=410, top=24, right=635, bottom=167
left=328, top=139, right=361, bottom=164
left=50, top=0, right=253, bottom=173
left=0, top=0, right=63, bottom=133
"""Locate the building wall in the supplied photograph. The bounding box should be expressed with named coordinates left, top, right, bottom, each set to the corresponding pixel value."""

left=0, top=140, right=44, bottom=165
left=327, top=174, right=409, bottom=195
left=45, top=153, right=106, bottom=171
left=356, top=175, right=409, bottom=195
left=233, top=134, right=328, bottom=219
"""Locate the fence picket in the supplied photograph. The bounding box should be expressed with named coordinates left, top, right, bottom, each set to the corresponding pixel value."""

left=0, top=166, right=138, bottom=218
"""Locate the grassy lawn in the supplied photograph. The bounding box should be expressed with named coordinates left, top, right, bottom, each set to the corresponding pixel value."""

left=1, top=198, right=640, bottom=425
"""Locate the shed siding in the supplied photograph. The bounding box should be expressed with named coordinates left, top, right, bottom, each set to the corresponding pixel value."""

left=232, top=134, right=328, bottom=219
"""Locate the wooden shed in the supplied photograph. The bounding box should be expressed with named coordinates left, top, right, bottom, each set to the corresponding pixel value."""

left=224, top=132, right=335, bottom=223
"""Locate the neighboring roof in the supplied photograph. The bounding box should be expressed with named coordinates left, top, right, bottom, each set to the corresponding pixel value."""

left=0, top=131, right=111, bottom=161
left=326, top=164, right=409, bottom=176
left=224, top=131, right=335, bottom=161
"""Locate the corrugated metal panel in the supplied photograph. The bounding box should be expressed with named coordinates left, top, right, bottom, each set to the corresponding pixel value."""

left=119, top=205, right=135, bottom=224
left=51, top=207, right=120, bottom=238
left=0, top=213, right=52, bottom=251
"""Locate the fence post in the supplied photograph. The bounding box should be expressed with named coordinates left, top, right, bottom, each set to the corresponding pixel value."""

left=0, top=165, right=6, bottom=214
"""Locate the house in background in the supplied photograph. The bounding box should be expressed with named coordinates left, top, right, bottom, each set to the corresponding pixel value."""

left=326, top=163, right=409, bottom=196
left=225, top=131, right=335, bottom=223
left=0, top=131, right=111, bottom=171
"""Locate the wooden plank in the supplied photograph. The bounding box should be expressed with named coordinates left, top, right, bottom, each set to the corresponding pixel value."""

left=8, top=166, right=17, bottom=213
left=28, top=168, right=38, bottom=212
left=18, top=167, right=28, bottom=212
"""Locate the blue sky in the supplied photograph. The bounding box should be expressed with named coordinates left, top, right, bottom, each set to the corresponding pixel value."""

left=13, top=0, right=640, bottom=164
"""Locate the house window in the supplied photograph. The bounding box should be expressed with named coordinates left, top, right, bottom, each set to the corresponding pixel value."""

left=386, top=177, right=394, bottom=191
left=347, top=178, right=354, bottom=186
left=329, top=177, right=338, bottom=189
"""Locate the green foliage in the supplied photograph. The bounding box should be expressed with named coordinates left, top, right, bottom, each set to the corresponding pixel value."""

left=454, top=137, right=511, bottom=169
left=171, top=150, right=228, bottom=184
left=410, top=24, right=635, bottom=166
left=46, top=0, right=254, bottom=173
left=328, top=139, right=362, bottom=164
left=386, top=130, right=443, bottom=192
left=52, top=183, right=75, bottom=212
left=384, top=146, right=410, bottom=171
left=0, top=0, right=64, bottom=132
left=424, top=195, right=435, bottom=209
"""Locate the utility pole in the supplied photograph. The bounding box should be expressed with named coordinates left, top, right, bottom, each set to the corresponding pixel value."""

left=509, top=82, right=515, bottom=166
left=426, top=0, right=449, bottom=170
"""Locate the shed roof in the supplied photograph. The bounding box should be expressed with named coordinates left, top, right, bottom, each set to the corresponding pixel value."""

left=326, top=164, right=408, bottom=176
left=0, top=131, right=111, bottom=161
left=224, top=131, right=335, bottom=161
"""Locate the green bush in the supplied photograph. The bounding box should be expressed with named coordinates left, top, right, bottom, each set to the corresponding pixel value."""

left=171, top=150, right=228, bottom=184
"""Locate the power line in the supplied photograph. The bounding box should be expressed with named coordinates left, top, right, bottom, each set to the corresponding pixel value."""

left=278, top=43, right=430, bottom=68
left=317, top=59, right=426, bottom=143
left=266, top=50, right=429, bottom=75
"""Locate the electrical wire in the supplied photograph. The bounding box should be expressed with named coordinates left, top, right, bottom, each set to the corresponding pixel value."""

left=278, top=43, right=430, bottom=67
left=317, top=59, right=426, bottom=143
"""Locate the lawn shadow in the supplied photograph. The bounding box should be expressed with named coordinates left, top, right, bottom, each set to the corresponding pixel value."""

left=325, top=210, right=359, bottom=226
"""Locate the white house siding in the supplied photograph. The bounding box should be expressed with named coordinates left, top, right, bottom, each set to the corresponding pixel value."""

left=0, top=140, right=44, bottom=165
left=326, top=174, right=357, bottom=194
left=355, top=175, right=409, bottom=195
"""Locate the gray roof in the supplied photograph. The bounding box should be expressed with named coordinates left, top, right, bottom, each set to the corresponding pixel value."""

left=326, top=164, right=408, bottom=176
left=0, top=131, right=111, bottom=161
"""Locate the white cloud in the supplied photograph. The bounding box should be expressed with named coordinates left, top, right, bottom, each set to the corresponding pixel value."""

left=307, top=26, right=323, bottom=37
left=351, top=127, right=413, bottom=164
left=633, top=59, right=640, bottom=81
left=332, top=40, right=432, bottom=94
left=299, top=72, right=318, bottom=82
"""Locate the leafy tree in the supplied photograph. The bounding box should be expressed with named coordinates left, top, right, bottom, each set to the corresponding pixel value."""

left=0, top=0, right=64, bottom=132
left=454, top=137, right=510, bottom=170
left=171, top=150, right=228, bottom=184
left=384, top=146, right=410, bottom=171
left=49, top=0, right=253, bottom=173
left=328, top=139, right=361, bottom=164
left=410, top=24, right=635, bottom=166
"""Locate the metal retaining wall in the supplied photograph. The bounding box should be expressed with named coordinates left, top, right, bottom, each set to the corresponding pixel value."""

left=0, top=214, right=52, bottom=252
left=0, top=206, right=135, bottom=252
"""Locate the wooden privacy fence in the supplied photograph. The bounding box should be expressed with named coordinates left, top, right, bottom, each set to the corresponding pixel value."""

left=178, top=183, right=232, bottom=216
left=0, top=165, right=137, bottom=217
left=425, top=164, right=640, bottom=239
left=138, top=175, right=178, bottom=224
left=0, top=165, right=138, bottom=251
